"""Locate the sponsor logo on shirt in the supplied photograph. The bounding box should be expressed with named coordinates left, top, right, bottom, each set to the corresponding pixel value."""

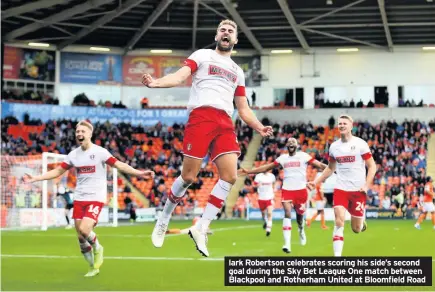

left=208, top=64, right=237, bottom=83
left=77, top=165, right=96, bottom=174
left=336, top=156, right=356, bottom=163
left=284, top=161, right=301, bottom=168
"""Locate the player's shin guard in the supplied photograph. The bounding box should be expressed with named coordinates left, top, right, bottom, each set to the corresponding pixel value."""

left=197, top=179, right=232, bottom=234
left=79, top=238, right=94, bottom=267
left=333, top=226, right=344, bottom=257
left=162, top=176, right=191, bottom=220
left=282, top=218, right=291, bottom=249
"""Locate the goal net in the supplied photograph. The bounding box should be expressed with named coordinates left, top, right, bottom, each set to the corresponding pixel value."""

left=1, top=152, right=118, bottom=230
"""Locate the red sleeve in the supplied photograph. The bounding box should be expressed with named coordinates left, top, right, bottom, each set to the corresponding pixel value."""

left=307, top=158, right=315, bottom=164
left=60, top=162, right=72, bottom=170
left=183, top=59, right=198, bottom=73
left=361, top=152, right=372, bottom=160
left=106, top=157, right=118, bottom=166
left=273, top=161, right=280, bottom=166
left=234, top=85, right=246, bottom=97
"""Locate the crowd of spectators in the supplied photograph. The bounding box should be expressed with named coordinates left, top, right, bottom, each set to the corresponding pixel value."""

left=239, top=117, right=435, bottom=215
left=2, top=116, right=252, bottom=211
left=2, top=89, right=59, bottom=104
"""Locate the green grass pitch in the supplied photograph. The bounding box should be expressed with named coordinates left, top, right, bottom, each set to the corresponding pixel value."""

left=1, top=220, right=434, bottom=291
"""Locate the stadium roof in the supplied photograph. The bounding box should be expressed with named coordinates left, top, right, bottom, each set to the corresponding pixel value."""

left=2, top=0, right=435, bottom=54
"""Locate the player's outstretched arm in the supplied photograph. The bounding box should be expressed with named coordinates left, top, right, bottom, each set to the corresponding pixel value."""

left=308, top=160, right=336, bottom=190
left=238, top=162, right=276, bottom=176
left=112, top=161, right=155, bottom=178
left=141, top=66, right=191, bottom=88
left=310, top=160, right=327, bottom=171
left=235, top=96, right=273, bottom=137
left=22, top=166, right=67, bottom=183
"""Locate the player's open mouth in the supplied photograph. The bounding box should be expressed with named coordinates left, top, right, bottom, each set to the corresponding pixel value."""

left=222, top=36, right=230, bottom=45
left=77, top=137, right=85, bottom=142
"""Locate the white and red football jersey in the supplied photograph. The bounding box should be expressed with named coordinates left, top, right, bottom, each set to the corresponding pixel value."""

left=274, top=152, right=314, bottom=191
left=61, top=144, right=117, bottom=203
left=254, top=172, right=276, bottom=200
left=184, top=49, right=245, bottom=117
left=328, top=136, right=372, bottom=191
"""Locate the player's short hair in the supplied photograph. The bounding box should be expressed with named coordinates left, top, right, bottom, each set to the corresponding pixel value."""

left=287, top=137, right=298, bottom=144
left=338, top=114, right=353, bottom=124
left=217, top=19, right=237, bottom=34
left=76, top=120, right=93, bottom=132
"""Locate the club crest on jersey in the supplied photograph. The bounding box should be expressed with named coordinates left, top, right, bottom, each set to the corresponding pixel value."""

left=208, top=65, right=237, bottom=83
left=187, top=143, right=192, bottom=151
left=90, top=154, right=95, bottom=160
left=351, top=146, right=356, bottom=150
left=336, top=156, right=356, bottom=163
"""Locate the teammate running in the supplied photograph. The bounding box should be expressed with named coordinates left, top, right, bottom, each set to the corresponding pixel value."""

left=253, top=170, right=276, bottom=236
left=239, top=137, right=326, bottom=253
left=23, top=120, right=154, bottom=276
left=308, top=114, right=376, bottom=257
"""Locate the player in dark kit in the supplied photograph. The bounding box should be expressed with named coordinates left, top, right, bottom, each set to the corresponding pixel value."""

left=57, top=185, right=74, bottom=229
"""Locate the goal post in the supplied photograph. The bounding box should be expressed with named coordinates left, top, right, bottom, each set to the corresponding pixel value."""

left=1, top=152, right=118, bottom=230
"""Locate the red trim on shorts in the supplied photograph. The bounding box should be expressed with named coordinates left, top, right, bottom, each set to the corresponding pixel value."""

left=333, top=236, right=344, bottom=241
left=60, top=162, right=71, bottom=170
left=234, top=85, right=246, bottom=97
left=208, top=194, right=224, bottom=208
left=184, top=59, right=198, bottom=73
left=106, top=157, right=117, bottom=166
left=361, top=152, right=372, bottom=160
left=282, top=226, right=292, bottom=231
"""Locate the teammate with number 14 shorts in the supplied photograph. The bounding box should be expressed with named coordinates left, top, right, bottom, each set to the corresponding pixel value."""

left=23, top=120, right=154, bottom=277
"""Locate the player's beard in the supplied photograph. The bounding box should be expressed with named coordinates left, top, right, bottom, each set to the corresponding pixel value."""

left=216, top=40, right=234, bottom=52
left=288, top=146, right=296, bottom=155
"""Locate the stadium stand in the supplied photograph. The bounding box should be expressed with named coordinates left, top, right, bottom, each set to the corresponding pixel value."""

left=1, top=116, right=251, bottom=214
left=238, top=118, right=435, bottom=216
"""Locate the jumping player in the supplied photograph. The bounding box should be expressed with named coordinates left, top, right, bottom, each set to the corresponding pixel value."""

left=308, top=114, right=376, bottom=257
left=23, top=120, right=154, bottom=276
left=239, top=138, right=326, bottom=253
left=253, top=170, right=276, bottom=236
left=414, top=176, right=435, bottom=230
left=142, top=19, right=273, bottom=257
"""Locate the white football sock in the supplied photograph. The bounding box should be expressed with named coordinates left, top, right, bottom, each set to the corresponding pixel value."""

left=333, top=226, right=344, bottom=257
left=79, top=239, right=94, bottom=267
left=197, top=179, right=232, bottom=233
left=162, top=176, right=191, bottom=220
left=283, top=218, right=291, bottom=248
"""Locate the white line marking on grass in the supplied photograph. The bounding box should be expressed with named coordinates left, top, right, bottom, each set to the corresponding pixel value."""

left=2, top=254, right=434, bottom=263
left=1, top=225, right=259, bottom=238
left=0, top=254, right=224, bottom=261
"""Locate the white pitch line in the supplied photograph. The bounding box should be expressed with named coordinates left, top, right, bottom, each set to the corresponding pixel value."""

left=1, top=225, right=259, bottom=238
left=0, top=254, right=224, bottom=261
left=2, top=254, right=434, bottom=263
